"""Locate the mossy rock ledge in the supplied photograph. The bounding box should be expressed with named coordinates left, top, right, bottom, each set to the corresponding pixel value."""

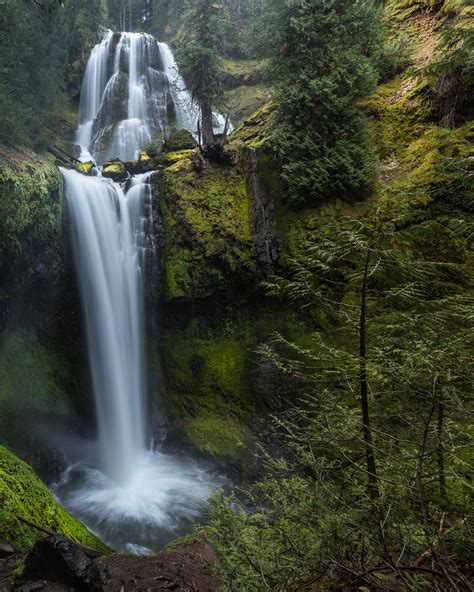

left=163, top=129, right=197, bottom=152
left=0, top=446, right=108, bottom=552
left=153, top=150, right=257, bottom=302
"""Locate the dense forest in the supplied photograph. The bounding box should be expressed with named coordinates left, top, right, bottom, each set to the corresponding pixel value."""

left=0, top=0, right=472, bottom=590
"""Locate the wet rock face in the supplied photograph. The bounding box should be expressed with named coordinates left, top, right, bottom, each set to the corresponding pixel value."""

left=19, top=537, right=104, bottom=592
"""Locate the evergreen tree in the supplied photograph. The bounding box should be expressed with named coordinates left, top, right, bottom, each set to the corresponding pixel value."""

left=205, top=209, right=473, bottom=590
left=0, top=1, right=68, bottom=146
left=249, top=0, right=382, bottom=205
left=175, top=0, right=229, bottom=147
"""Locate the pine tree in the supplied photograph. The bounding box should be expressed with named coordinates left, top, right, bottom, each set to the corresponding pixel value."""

left=248, top=0, right=382, bottom=205
left=205, top=209, right=473, bottom=590
left=174, top=0, right=229, bottom=147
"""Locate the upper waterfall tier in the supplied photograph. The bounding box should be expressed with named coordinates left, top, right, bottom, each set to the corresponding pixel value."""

left=77, top=31, right=229, bottom=164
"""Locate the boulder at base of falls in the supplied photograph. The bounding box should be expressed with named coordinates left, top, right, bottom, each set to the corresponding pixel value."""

left=19, top=537, right=103, bottom=591
left=102, top=160, right=128, bottom=183
left=75, top=161, right=95, bottom=176
left=163, top=129, right=198, bottom=152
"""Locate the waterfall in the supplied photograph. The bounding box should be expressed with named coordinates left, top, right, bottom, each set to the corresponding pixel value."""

left=55, top=30, right=218, bottom=554
left=61, top=170, right=147, bottom=483
left=76, top=31, right=231, bottom=163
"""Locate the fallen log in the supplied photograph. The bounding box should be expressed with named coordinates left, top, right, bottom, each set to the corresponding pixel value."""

left=48, top=144, right=82, bottom=167
left=17, top=515, right=107, bottom=558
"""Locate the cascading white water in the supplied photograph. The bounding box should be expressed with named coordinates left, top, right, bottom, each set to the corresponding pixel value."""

left=76, top=31, right=231, bottom=164
left=76, top=30, right=114, bottom=159
left=55, top=31, right=221, bottom=554
left=61, top=169, right=147, bottom=483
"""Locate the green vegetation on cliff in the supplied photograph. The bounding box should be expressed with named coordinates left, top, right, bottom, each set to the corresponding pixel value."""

left=202, top=1, right=474, bottom=590
left=0, top=446, right=107, bottom=551
left=0, top=146, right=64, bottom=322
left=162, top=314, right=253, bottom=467
left=157, top=152, right=256, bottom=301
left=0, top=330, right=74, bottom=450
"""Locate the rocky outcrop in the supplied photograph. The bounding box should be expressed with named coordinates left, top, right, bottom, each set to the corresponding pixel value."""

left=152, top=149, right=258, bottom=302
left=0, top=146, right=64, bottom=330
left=163, top=129, right=197, bottom=152
left=19, top=536, right=103, bottom=591
left=102, top=159, right=128, bottom=182
left=1, top=535, right=220, bottom=591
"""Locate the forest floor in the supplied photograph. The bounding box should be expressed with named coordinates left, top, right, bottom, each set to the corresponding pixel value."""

left=0, top=538, right=221, bottom=592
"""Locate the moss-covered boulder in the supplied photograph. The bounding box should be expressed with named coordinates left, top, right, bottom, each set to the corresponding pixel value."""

left=0, top=446, right=107, bottom=552
left=164, top=129, right=197, bottom=153
left=155, top=153, right=257, bottom=302
left=74, top=161, right=94, bottom=176
left=102, top=159, right=128, bottom=182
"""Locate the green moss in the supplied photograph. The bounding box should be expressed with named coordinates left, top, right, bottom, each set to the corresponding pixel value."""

left=102, top=160, right=127, bottom=182
left=158, top=157, right=256, bottom=301
left=223, top=58, right=263, bottom=83
left=161, top=310, right=257, bottom=467
left=232, top=102, right=276, bottom=149
left=159, top=304, right=315, bottom=469
left=187, top=416, right=249, bottom=463
left=363, top=76, right=432, bottom=162
left=74, top=161, right=94, bottom=176
left=164, top=129, right=197, bottom=152
left=0, top=145, right=63, bottom=265
left=162, top=322, right=252, bottom=418
left=161, top=149, right=195, bottom=166
left=0, top=446, right=108, bottom=552
left=139, top=150, right=151, bottom=163
left=0, top=330, right=73, bottom=445
left=406, top=122, right=474, bottom=182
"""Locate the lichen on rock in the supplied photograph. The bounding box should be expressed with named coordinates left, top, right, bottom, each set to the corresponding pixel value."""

left=74, top=161, right=94, bottom=176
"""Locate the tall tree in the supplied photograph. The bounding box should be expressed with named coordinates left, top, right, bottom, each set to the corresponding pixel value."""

left=175, top=0, right=229, bottom=147
left=249, top=0, right=382, bottom=205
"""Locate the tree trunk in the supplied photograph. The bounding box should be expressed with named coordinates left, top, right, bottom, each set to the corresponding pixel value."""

left=437, top=394, right=447, bottom=499
left=359, top=229, right=379, bottom=500
left=201, top=103, right=214, bottom=147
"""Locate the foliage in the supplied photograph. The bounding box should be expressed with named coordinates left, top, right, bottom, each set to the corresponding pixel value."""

left=205, top=209, right=473, bottom=590
left=245, top=0, right=382, bottom=206
left=0, top=2, right=67, bottom=146
left=174, top=0, right=230, bottom=145
left=0, top=0, right=108, bottom=147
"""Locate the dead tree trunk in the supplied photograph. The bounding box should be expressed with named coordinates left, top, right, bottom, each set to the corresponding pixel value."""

left=201, top=103, right=214, bottom=147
